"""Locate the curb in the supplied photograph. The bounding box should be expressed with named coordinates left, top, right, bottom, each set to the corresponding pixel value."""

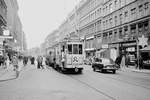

left=119, top=68, right=150, bottom=74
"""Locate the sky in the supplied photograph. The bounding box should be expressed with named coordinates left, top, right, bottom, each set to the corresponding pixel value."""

left=17, top=0, right=81, bottom=49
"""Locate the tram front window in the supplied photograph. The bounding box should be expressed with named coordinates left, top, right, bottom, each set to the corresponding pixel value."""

left=68, top=44, right=83, bottom=54
left=79, top=44, right=82, bottom=54
left=68, top=44, right=72, bottom=54
left=73, top=44, right=78, bottom=54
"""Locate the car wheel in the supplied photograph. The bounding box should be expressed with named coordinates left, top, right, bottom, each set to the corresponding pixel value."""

left=101, top=69, right=106, bottom=73
left=112, top=70, right=116, bottom=74
left=93, top=67, right=96, bottom=72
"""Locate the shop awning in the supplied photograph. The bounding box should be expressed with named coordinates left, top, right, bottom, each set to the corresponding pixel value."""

left=141, top=45, right=150, bottom=52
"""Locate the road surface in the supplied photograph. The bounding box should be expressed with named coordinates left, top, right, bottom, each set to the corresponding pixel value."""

left=0, top=64, right=150, bottom=100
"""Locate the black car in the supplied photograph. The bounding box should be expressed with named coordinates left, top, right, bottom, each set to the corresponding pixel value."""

left=92, top=58, right=118, bottom=74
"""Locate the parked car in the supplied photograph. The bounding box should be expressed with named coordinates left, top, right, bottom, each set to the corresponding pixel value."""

left=92, top=58, right=118, bottom=74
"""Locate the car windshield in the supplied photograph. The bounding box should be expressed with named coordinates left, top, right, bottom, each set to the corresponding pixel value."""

left=101, top=58, right=114, bottom=64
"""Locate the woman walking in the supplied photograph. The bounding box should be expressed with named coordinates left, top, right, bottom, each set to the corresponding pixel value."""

left=12, top=55, right=19, bottom=78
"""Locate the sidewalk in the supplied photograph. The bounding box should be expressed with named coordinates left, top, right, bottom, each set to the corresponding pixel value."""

left=0, top=64, right=19, bottom=81
left=120, top=66, right=150, bottom=74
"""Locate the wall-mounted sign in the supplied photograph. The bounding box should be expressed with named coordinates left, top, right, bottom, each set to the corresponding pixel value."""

left=102, top=44, right=108, bottom=49
left=138, top=35, right=148, bottom=48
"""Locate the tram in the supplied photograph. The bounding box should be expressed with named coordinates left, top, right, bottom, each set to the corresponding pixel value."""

left=50, top=34, right=84, bottom=73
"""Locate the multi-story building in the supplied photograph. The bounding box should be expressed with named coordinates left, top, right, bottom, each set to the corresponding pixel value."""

left=100, top=0, right=150, bottom=64
left=4, top=0, right=25, bottom=53
left=0, top=0, right=7, bottom=34
left=44, top=30, right=60, bottom=55
left=76, top=0, right=104, bottom=58
left=0, top=0, right=7, bottom=55
left=44, top=0, right=150, bottom=67
left=76, top=0, right=150, bottom=66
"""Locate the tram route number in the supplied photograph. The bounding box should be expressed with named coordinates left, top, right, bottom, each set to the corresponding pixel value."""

left=73, top=56, right=78, bottom=63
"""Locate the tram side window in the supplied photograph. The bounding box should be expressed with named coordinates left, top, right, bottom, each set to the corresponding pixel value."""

left=79, top=44, right=82, bottom=54
left=68, top=44, right=72, bottom=54
left=73, top=44, right=78, bottom=54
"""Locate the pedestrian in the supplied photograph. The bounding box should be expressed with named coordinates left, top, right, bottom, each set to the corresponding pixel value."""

left=12, top=55, right=19, bottom=78
left=30, top=57, right=35, bottom=65
left=37, top=56, right=43, bottom=69
left=61, top=50, right=65, bottom=68
left=115, top=55, right=122, bottom=68
left=125, top=53, right=130, bottom=68
left=42, top=56, right=46, bottom=69
left=139, top=55, right=143, bottom=70
left=6, top=54, right=10, bottom=70
left=120, top=55, right=126, bottom=69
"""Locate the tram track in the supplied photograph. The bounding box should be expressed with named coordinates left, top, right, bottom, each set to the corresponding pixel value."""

left=91, top=71, right=150, bottom=90
left=68, top=75, right=117, bottom=100
left=46, top=66, right=116, bottom=100
left=47, top=66, right=150, bottom=100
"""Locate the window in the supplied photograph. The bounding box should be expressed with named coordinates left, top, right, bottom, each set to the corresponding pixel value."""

left=114, top=0, right=117, bottom=7
left=119, top=28, right=122, bottom=38
left=68, top=44, right=72, bottom=54
left=109, top=3, right=113, bottom=12
left=103, top=33, right=108, bottom=38
left=79, top=44, right=82, bottom=54
left=144, top=2, right=149, bottom=9
left=109, top=18, right=113, bottom=25
left=144, top=21, right=149, bottom=31
left=106, top=6, right=108, bottom=12
left=139, top=5, right=143, bottom=12
left=119, top=14, right=123, bottom=24
left=124, top=26, right=128, bottom=31
left=109, top=31, right=112, bottom=36
left=124, top=11, right=128, bottom=17
left=73, top=44, right=78, bottom=54
left=131, top=8, right=136, bottom=15
left=106, top=20, right=108, bottom=27
left=115, top=16, right=117, bottom=25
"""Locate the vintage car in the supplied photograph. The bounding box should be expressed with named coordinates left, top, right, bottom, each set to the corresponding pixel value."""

left=92, top=58, right=118, bottom=74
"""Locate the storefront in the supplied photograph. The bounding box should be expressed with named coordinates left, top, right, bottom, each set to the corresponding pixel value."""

left=119, top=40, right=137, bottom=65
left=141, top=45, right=150, bottom=69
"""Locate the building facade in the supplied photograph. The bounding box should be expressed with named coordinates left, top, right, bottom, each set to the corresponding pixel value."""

left=44, top=0, right=150, bottom=67
left=4, top=0, right=26, bottom=53
left=0, top=0, right=7, bottom=55
left=76, top=0, right=150, bottom=65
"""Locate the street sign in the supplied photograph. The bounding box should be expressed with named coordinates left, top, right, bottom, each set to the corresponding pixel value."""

left=0, top=36, right=13, bottom=39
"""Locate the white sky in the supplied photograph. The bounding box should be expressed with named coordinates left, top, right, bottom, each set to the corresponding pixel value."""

left=17, top=0, right=81, bottom=49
